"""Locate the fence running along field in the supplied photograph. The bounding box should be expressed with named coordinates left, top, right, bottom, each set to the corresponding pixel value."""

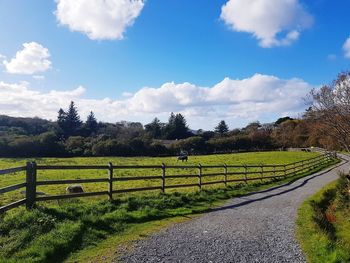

left=0, top=152, right=337, bottom=213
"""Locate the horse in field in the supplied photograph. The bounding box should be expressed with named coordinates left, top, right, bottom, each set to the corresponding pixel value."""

left=177, top=155, right=188, bottom=162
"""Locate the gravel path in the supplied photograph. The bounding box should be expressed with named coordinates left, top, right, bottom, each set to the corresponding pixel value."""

left=119, top=154, right=349, bottom=263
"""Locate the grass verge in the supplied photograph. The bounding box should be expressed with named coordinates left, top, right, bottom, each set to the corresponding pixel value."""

left=296, top=172, right=350, bottom=263
left=0, top=157, right=338, bottom=263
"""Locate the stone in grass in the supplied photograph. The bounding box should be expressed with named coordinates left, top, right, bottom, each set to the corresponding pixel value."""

left=66, top=184, right=84, bottom=194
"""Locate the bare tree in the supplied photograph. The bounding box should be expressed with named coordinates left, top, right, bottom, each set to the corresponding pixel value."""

left=310, top=71, right=350, bottom=152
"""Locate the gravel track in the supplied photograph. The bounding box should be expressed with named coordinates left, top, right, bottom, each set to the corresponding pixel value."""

left=119, top=154, right=349, bottom=263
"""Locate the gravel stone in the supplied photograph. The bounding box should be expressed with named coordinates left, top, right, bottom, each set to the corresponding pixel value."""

left=118, top=155, right=349, bottom=263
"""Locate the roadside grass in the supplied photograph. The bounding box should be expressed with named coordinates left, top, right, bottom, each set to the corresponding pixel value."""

left=0, top=153, right=338, bottom=263
left=296, top=173, right=350, bottom=263
left=0, top=151, right=320, bottom=205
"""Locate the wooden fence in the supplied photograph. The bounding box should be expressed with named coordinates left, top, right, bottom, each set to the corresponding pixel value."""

left=0, top=152, right=337, bottom=213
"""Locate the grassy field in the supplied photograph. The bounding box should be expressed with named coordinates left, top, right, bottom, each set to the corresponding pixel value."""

left=296, top=174, right=350, bottom=262
left=0, top=151, right=320, bottom=205
left=0, top=151, right=338, bottom=263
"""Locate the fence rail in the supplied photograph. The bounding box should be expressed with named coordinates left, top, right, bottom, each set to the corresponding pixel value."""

left=0, top=152, right=337, bottom=213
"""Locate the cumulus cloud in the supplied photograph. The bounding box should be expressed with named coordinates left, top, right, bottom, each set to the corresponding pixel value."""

left=55, top=0, right=144, bottom=40
left=3, top=42, right=51, bottom=74
left=343, top=36, right=350, bottom=58
left=220, top=0, right=313, bottom=48
left=0, top=74, right=314, bottom=129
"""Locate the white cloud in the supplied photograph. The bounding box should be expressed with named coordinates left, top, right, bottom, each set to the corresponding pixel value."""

left=55, top=0, right=144, bottom=40
left=0, top=74, right=314, bottom=129
left=33, top=75, right=45, bottom=80
left=3, top=42, right=51, bottom=74
left=220, top=0, right=313, bottom=48
left=343, top=36, right=350, bottom=58
left=122, top=91, right=133, bottom=97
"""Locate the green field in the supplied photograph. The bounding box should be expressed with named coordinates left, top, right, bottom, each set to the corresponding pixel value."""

left=0, top=151, right=338, bottom=263
left=0, top=151, right=320, bottom=206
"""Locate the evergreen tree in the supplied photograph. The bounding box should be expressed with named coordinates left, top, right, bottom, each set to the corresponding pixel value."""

left=174, top=113, right=188, bottom=138
left=57, top=108, right=66, bottom=129
left=57, top=101, right=82, bottom=137
left=85, top=111, right=98, bottom=135
left=66, top=101, right=82, bottom=133
left=168, top=112, right=176, bottom=125
left=215, top=120, right=229, bottom=134
left=164, top=113, right=189, bottom=139
left=145, top=117, right=163, bottom=138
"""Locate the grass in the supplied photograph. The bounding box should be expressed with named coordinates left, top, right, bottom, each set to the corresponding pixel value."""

left=296, top=173, right=350, bottom=263
left=0, top=151, right=320, bottom=205
left=0, top=151, right=338, bottom=263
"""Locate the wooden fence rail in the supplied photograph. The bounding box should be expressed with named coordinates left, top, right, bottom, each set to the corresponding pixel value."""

left=0, top=152, right=337, bottom=213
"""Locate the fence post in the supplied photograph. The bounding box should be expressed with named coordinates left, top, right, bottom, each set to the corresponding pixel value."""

left=294, top=163, right=296, bottom=175
left=244, top=165, right=248, bottom=184
left=260, top=165, right=263, bottom=182
left=161, top=163, right=166, bottom=193
left=273, top=165, right=276, bottom=179
left=198, top=164, right=202, bottom=191
left=108, top=162, right=113, bottom=201
left=224, top=164, right=227, bottom=187
left=301, top=160, right=304, bottom=172
left=284, top=165, right=287, bottom=178
left=26, top=162, right=37, bottom=209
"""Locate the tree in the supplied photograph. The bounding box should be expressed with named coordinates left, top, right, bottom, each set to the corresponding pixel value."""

left=215, top=120, right=229, bottom=134
left=66, top=101, right=82, bottom=132
left=56, top=102, right=82, bottom=137
left=310, top=71, right=350, bottom=152
left=85, top=111, right=98, bottom=135
left=170, top=136, right=206, bottom=154
left=65, top=136, right=85, bottom=156
left=243, top=122, right=261, bottom=134
left=145, top=117, right=163, bottom=138
left=164, top=113, right=189, bottom=139
left=274, top=116, right=294, bottom=126
left=57, top=108, right=67, bottom=131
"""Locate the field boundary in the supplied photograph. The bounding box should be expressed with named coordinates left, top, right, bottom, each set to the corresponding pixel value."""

left=0, top=152, right=337, bottom=213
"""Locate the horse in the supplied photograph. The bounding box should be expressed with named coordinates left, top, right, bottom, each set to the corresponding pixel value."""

left=177, top=155, right=188, bottom=162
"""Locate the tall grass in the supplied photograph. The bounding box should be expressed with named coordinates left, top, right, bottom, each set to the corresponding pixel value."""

left=296, top=173, right=350, bottom=263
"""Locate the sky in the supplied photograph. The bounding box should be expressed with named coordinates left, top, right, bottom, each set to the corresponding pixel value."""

left=0, top=0, right=349, bottom=130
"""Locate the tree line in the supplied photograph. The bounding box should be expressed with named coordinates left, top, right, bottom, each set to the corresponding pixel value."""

left=0, top=71, right=349, bottom=157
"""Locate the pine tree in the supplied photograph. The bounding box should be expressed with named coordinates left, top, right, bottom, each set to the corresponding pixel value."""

left=215, top=120, right=229, bottom=134
left=58, top=101, right=82, bottom=137
left=168, top=112, right=176, bottom=126
left=85, top=111, right=98, bottom=135
left=145, top=117, right=163, bottom=138
left=164, top=112, right=189, bottom=139
left=57, top=108, right=66, bottom=128
left=174, top=113, right=188, bottom=138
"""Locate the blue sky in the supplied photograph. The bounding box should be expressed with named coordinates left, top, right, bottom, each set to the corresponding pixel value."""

left=0, top=0, right=349, bottom=129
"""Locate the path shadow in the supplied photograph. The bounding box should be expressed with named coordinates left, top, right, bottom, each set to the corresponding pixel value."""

left=207, top=159, right=348, bottom=213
